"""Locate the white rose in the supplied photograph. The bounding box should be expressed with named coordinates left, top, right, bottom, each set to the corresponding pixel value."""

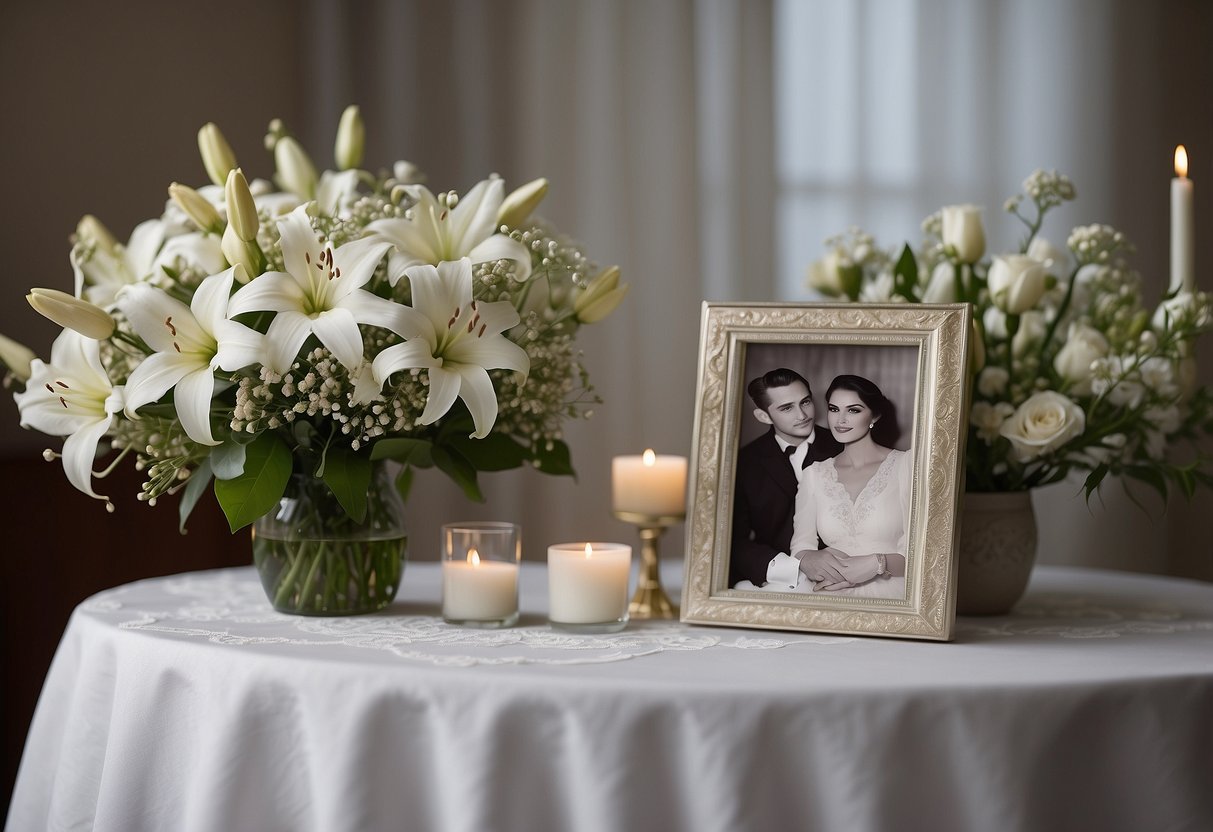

left=922, top=261, right=958, bottom=303
left=983, top=305, right=1007, bottom=339
left=988, top=254, right=1048, bottom=314
left=999, top=390, right=1086, bottom=461
left=941, top=204, right=985, bottom=263
left=1053, top=323, right=1109, bottom=392
left=1026, top=236, right=1069, bottom=277
left=1144, top=404, right=1180, bottom=434
left=971, top=401, right=1015, bottom=443
left=807, top=250, right=847, bottom=296
left=1139, top=357, right=1177, bottom=396
left=977, top=366, right=1009, bottom=397
left=1012, top=311, right=1046, bottom=357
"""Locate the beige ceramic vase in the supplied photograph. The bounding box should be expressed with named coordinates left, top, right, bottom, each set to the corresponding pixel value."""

left=955, top=490, right=1037, bottom=615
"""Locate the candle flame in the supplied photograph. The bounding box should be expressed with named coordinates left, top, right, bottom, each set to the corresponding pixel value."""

left=1176, top=145, right=1189, bottom=178
left=584, top=542, right=593, bottom=559
left=642, top=449, right=656, bottom=466
left=467, top=548, right=481, bottom=567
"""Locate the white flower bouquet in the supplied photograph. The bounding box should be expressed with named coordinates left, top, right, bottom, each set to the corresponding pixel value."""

left=2, top=106, right=626, bottom=534
left=807, top=170, right=1213, bottom=499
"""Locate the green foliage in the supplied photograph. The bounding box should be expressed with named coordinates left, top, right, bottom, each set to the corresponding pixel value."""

left=214, top=432, right=293, bottom=532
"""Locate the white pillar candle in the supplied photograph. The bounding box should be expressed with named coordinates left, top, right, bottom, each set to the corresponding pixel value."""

left=548, top=542, right=632, bottom=624
left=1171, top=144, right=1195, bottom=294
left=442, top=549, right=519, bottom=621
left=611, top=449, right=688, bottom=516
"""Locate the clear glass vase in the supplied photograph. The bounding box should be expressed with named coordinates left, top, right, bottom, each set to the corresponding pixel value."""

left=252, top=462, right=407, bottom=615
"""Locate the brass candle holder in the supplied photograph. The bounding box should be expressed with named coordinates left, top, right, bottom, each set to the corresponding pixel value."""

left=613, top=510, right=683, bottom=620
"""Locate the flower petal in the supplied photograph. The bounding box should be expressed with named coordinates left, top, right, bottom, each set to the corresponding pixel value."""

left=330, top=237, right=392, bottom=292
left=310, top=307, right=364, bottom=371
left=157, top=232, right=226, bottom=277
left=60, top=415, right=113, bottom=500
left=448, top=178, right=503, bottom=257
left=453, top=363, right=498, bottom=438
left=174, top=366, right=219, bottom=446
left=264, top=311, right=315, bottom=373
left=418, top=365, right=461, bottom=426
left=445, top=334, right=530, bottom=377
left=212, top=320, right=264, bottom=372
left=339, top=290, right=411, bottom=333
left=228, top=272, right=307, bottom=317
left=123, top=352, right=197, bottom=416
left=371, top=339, right=438, bottom=386
left=467, top=233, right=532, bottom=283
left=189, top=268, right=238, bottom=334
left=277, top=206, right=321, bottom=287
left=118, top=284, right=207, bottom=354
left=125, top=219, right=167, bottom=277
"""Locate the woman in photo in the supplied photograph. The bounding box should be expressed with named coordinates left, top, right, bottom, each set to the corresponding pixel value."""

left=789, top=374, right=911, bottom=599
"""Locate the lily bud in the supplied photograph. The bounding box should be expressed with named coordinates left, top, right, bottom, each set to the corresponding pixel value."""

left=574, top=266, right=628, bottom=323
left=0, top=332, right=36, bottom=381
left=76, top=215, right=118, bottom=254
left=334, top=105, right=365, bottom=171
left=27, top=288, right=115, bottom=340
left=221, top=224, right=259, bottom=280
left=498, top=177, right=549, bottom=229
left=225, top=168, right=260, bottom=242
left=169, top=182, right=223, bottom=234
left=274, top=136, right=318, bottom=199
left=393, top=160, right=425, bottom=185
left=198, top=122, right=238, bottom=187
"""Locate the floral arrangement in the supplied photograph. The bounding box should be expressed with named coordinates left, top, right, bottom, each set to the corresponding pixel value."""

left=806, top=170, right=1213, bottom=499
left=1, top=106, right=627, bottom=533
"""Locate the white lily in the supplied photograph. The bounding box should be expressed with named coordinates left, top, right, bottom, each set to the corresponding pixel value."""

left=227, top=205, right=395, bottom=373
left=117, top=266, right=263, bottom=446
left=73, top=216, right=224, bottom=307
left=367, top=178, right=532, bottom=286
left=372, top=258, right=529, bottom=438
left=14, top=329, right=124, bottom=503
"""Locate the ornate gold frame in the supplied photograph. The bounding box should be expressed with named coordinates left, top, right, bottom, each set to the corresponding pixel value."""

left=681, top=303, right=971, bottom=641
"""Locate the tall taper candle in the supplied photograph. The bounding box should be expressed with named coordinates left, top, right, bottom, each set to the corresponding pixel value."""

left=1171, top=145, right=1195, bottom=293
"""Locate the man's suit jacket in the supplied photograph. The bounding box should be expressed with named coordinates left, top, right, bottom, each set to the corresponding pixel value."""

left=729, top=427, right=844, bottom=587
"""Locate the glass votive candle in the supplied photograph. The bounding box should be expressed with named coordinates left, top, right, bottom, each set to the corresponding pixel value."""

left=547, top=542, right=633, bottom=633
left=442, top=522, right=521, bottom=628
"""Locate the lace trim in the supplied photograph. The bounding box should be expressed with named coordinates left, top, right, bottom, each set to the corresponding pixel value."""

left=819, top=450, right=901, bottom=541
left=80, top=569, right=855, bottom=666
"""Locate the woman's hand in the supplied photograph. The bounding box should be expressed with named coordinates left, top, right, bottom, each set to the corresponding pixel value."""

left=834, top=554, right=882, bottom=586
left=795, top=548, right=849, bottom=587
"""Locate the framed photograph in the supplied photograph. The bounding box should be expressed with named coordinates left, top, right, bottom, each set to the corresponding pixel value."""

left=681, top=303, right=972, bottom=641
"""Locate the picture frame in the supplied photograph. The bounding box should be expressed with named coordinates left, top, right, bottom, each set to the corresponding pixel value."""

left=681, top=302, right=972, bottom=641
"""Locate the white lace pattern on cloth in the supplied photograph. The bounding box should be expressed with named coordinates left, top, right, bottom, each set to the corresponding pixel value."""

left=81, top=567, right=854, bottom=667
left=957, top=592, right=1213, bottom=639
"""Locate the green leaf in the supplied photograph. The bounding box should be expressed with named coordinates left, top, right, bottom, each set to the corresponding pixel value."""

left=839, top=263, right=863, bottom=301
left=210, top=441, right=247, bottom=481
left=1124, top=465, right=1168, bottom=504
left=448, top=432, right=530, bottom=472
left=370, top=437, right=434, bottom=467
left=1082, top=463, right=1109, bottom=500
left=432, top=446, right=484, bottom=502
left=178, top=459, right=214, bottom=534
left=395, top=464, right=415, bottom=502
left=534, top=439, right=576, bottom=478
left=892, top=243, right=919, bottom=300
left=322, top=447, right=372, bottom=523
left=214, top=432, right=293, bottom=532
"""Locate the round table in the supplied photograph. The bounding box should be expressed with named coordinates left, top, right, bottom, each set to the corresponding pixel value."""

left=8, top=564, right=1213, bottom=832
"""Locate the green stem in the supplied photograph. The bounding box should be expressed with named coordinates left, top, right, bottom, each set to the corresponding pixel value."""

left=274, top=542, right=310, bottom=608
left=1037, top=264, right=1081, bottom=362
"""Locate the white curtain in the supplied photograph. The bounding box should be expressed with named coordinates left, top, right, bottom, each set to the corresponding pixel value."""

left=299, top=1, right=1213, bottom=573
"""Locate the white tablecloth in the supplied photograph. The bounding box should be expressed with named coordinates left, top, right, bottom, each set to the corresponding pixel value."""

left=8, top=564, right=1213, bottom=832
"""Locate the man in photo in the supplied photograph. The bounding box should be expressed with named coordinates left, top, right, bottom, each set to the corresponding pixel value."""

left=729, top=367, right=843, bottom=588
